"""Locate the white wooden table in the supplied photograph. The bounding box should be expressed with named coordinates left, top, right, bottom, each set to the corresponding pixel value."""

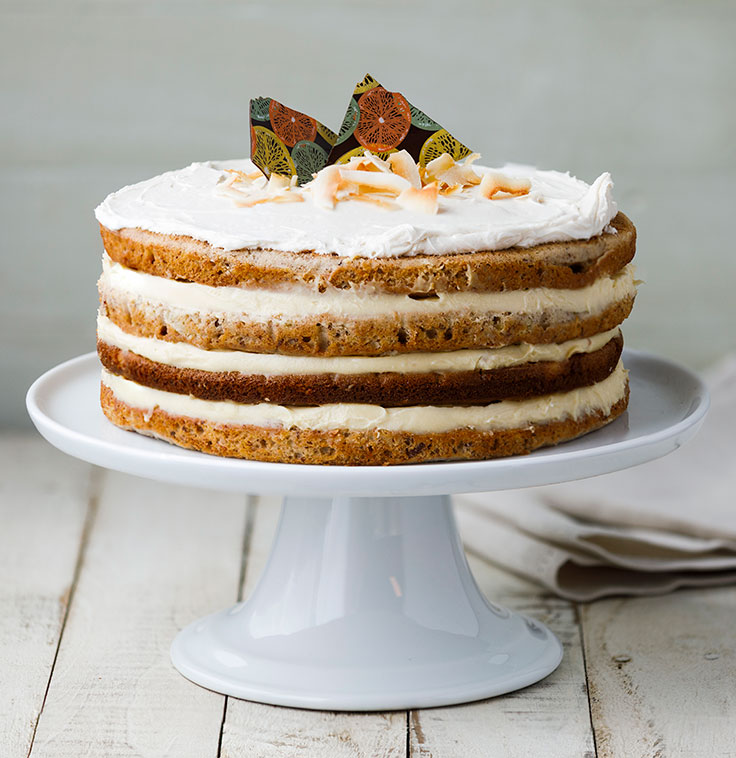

left=2, top=432, right=734, bottom=757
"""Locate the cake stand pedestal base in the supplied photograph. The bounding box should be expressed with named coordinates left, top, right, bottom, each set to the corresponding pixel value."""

left=170, top=494, right=562, bottom=711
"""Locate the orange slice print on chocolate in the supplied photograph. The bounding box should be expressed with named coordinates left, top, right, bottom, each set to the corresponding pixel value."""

left=418, top=128, right=473, bottom=166
left=269, top=100, right=318, bottom=148
left=354, top=87, right=412, bottom=152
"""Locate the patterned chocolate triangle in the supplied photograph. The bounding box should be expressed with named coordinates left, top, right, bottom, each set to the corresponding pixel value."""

left=325, top=73, right=473, bottom=167
left=250, top=76, right=474, bottom=183
left=249, top=97, right=337, bottom=185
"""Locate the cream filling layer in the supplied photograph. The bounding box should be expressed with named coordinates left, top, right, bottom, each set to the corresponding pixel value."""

left=100, top=256, right=636, bottom=320
left=98, top=314, right=620, bottom=376
left=101, top=360, right=627, bottom=434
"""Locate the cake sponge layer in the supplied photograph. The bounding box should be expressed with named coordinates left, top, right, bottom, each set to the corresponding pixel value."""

left=101, top=292, right=633, bottom=357
left=97, top=332, right=623, bottom=406
left=100, top=380, right=629, bottom=465
left=99, top=212, right=635, bottom=295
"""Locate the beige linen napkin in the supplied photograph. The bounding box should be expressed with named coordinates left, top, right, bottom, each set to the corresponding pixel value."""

left=455, top=355, right=736, bottom=601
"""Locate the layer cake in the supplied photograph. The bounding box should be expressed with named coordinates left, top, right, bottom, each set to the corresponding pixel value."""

left=95, top=155, right=636, bottom=465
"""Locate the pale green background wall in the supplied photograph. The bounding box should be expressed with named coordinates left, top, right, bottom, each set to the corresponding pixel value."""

left=2, top=0, right=735, bottom=427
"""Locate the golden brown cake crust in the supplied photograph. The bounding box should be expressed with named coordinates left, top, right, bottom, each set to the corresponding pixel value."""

left=100, top=383, right=629, bottom=465
left=100, top=292, right=634, bottom=357
left=99, top=213, right=635, bottom=295
left=98, top=333, right=623, bottom=407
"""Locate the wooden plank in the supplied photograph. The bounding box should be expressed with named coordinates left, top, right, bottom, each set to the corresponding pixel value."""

left=410, top=554, right=596, bottom=758
left=582, top=588, right=736, bottom=758
left=0, top=434, right=93, bottom=758
left=28, top=470, right=248, bottom=758
left=223, top=703, right=407, bottom=758
left=220, top=496, right=408, bottom=758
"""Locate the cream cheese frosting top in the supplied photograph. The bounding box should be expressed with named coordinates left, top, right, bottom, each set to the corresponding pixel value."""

left=94, top=159, right=618, bottom=259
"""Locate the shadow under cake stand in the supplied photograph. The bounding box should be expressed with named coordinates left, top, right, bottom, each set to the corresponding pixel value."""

left=27, top=349, right=708, bottom=711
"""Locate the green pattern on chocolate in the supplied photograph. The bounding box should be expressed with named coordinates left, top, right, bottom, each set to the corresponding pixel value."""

left=335, top=98, right=360, bottom=145
left=250, top=97, right=271, bottom=121
left=292, top=140, right=329, bottom=185
left=410, top=104, right=441, bottom=132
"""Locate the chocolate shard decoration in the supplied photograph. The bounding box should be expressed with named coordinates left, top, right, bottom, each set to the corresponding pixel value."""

left=249, top=97, right=337, bottom=185
left=325, top=73, right=474, bottom=167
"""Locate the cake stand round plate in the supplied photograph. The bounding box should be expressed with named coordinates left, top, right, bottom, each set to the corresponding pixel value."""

left=27, top=350, right=708, bottom=710
left=27, top=350, right=708, bottom=497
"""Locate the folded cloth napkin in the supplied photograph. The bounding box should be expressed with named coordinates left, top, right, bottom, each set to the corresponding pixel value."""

left=455, top=354, right=736, bottom=601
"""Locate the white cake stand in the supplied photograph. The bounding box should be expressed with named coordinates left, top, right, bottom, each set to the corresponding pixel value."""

left=27, top=350, right=708, bottom=711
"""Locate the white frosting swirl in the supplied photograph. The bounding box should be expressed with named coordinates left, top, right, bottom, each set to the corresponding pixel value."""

left=95, top=159, right=618, bottom=258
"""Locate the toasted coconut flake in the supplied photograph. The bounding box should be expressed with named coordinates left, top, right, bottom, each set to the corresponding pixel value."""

left=335, top=178, right=361, bottom=196
left=269, top=194, right=304, bottom=203
left=479, top=172, right=532, bottom=199
left=308, top=165, right=342, bottom=209
left=338, top=169, right=412, bottom=195
left=232, top=196, right=271, bottom=208
left=267, top=173, right=292, bottom=194
left=346, top=159, right=382, bottom=173
left=343, top=151, right=393, bottom=173
left=423, top=153, right=481, bottom=188
left=426, top=153, right=455, bottom=176
left=397, top=182, right=439, bottom=214
left=216, top=177, right=263, bottom=203
left=223, top=168, right=266, bottom=186
left=347, top=193, right=398, bottom=209
left=219, top=150, right=519, bottom=212
left=439, top=183, right=463, bottom=196
left=388, top=150, right=422, bottom=188
left=435, top=163, right=481, bottom=188
left=234, top=193, right=305, bottom=208
left=218, top=165, right=301, bottom=207
left=359, top=151, right=393, bottom=173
